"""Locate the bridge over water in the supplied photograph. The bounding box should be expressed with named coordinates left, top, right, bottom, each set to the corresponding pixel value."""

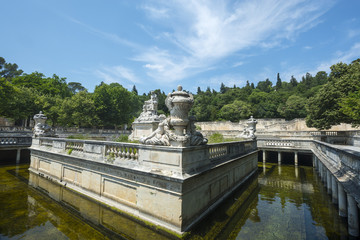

left=0, top=126, right=32, bottom=163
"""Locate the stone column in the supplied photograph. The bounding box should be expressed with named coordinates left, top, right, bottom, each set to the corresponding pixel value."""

left=313, top=155, right=317, bottom=168
left=338, top=183, right=347, bottom=217
left=322, top=164, right=327, bottom=186
left=263, top=150, right=266, bottom=163
left=278, top=152, right=281, bottom=165
left=347, top=194, right=359, bottom=237
left=16, top=148, right=21, bottom=164
left=326, top=170, right=332, bottom=195
left=294, top=151, right=298, bottom=166
left=331, top=175, right=338, bottom=204
left=263, top=162, right=266, bottom=175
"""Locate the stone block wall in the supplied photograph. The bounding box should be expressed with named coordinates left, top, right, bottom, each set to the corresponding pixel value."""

left=29, top=137, right=258, bottom=234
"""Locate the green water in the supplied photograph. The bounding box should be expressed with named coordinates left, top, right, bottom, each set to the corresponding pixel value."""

left=0, top=162, right=351, bottom=240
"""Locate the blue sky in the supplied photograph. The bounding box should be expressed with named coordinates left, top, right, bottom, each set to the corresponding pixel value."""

left=1, top=0, right=360, bottom=94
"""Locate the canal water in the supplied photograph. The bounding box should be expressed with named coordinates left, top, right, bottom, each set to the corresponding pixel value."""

left=0, top=159, right=352, bottom=239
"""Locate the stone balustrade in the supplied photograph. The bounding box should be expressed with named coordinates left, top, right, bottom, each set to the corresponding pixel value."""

left=257, top=138, right=313, bottom=152
left=0, top=136, right=32, bottom=148
left=0, top=126, right=32, bottom=133
left=32, top=137, right=257, bottom=175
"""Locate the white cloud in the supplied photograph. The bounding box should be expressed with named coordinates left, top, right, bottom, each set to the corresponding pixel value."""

left=141, top=5, right=170, bottom=19
left=348, top=29, right=360, bottom=38
left=197, top=73, right=248, bottom=92
left=95, top=65, right=141, bottom=86
left=233, top=61, right=244, bottom=67
left=138, top=0, right=334, bottom=84
left=66, top=16, right=141, bottom=49
left=313, top=42, right=360, bottom=73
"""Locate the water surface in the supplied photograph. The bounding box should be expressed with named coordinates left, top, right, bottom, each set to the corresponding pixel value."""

left=0, top=162, right=350, bottom=239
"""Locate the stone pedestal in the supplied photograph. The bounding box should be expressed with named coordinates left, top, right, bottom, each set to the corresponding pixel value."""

left=129, top=121, right=159, bottom=141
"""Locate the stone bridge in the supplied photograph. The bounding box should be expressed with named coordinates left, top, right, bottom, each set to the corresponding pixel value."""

left=0, top=126, right=32, bottom=162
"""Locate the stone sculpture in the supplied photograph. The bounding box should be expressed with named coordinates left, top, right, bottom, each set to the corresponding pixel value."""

left=238, top=116, right=257, bottom=139
left=135, top=91, right=160, bottom=122
left=33, top=111, right=55, bottom=137
left=140, top=86, right=207, bottom=147
left=129, top=92, right=161, bottom=140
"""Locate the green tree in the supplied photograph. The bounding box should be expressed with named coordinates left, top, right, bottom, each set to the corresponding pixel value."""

left=132, top=85, right=138, bottom=95
left=93, top=82, right=133, bottom=127
left=68, top=82, right=86, bottom=94
left=218, top=100, right=252, bottom=122
left=220, top=82, right=227, bottom=94
left=256, top=78, right=272, bottom=93
left=306, top=60, right=360, bottom=129
left=290, top=75, right=298, bottom=87
left=0, top=57, right=23, bottom=79
left=58, top=91, right=99, bottom=127
left=339, top=91, right=360, bottom=126
left=278, top=95, right=307, bottom=120
left=276, top=73, right=282, bottom=90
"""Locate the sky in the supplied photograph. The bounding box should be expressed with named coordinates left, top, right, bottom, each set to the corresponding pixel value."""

left=1, top=0, right=360, bottom=95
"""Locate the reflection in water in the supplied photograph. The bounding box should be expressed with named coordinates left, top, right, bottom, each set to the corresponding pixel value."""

left=0, top=162, right=350, bottom=240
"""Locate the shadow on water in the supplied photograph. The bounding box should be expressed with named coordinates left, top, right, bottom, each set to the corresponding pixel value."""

left=0, top=160, right=354, bottom=240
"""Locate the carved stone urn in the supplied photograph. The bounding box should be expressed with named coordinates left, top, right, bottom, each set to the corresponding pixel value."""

left=165, top=86, right=194, bottom=137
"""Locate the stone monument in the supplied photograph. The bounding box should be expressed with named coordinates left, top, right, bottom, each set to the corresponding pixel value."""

left=237, top=116, right=257, bottom=139
left=140, top=86, right=207, bottom=147
left=129, top=91, right=162, bottom=140
left=33, top=111, right=55, bottom=137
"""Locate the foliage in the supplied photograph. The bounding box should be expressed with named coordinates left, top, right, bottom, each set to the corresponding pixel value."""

left=2, top=56, right=359, bottom=130
left=93, top=82, right=134, bottom=127
left=306, top=59, right=360, bottom=129
left=218, top=100, right=252, bottom=122
left=208, top=133, right=225, bottom=143
left=207, top=132, right=243, bottom=143
left=114, top=135, right=129, bottom=142
left=114, top=135, right=139, bottom=143
left=339, top=91, right=360, bottom=126
left=277, top=95, right=307, bottom=120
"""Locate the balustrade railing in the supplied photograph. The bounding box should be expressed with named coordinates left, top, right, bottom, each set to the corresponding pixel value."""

left=105, top=144, right=139, bottom=161
left=208, top=141, right=257, bottom=161
left=40, top=138, right=53, bottom=147
left=65, top=141, right=84, bottom=152
left=0, top=136, right=32, bottom=147
left=265, top=140, right=294, bottom=147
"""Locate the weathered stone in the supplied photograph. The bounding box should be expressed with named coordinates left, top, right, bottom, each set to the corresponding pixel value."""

left=33, top=111, right=56, bottom=137
left=140, top=86, right=207, bottom=147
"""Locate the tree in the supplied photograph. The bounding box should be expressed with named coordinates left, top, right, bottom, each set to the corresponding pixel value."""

left=93, top=82, right=133, bottom=127
left=218, top=100, right=252, bottom=122
left=306, top=60, right=360, bottom=129
left=278, top=95, right=307, bottom=120
left=132, top=85, right=138, bottom=95
left=290, top=75, right=298, bottom=87
left=339, top=91, right=360, bottom=126
left=220, top=82, right=226, bottom=94
left=68, top=82, right=86, bottom=94
left=58, top=91, right=99, bottom=127
left=256, top=78, right=272, bottom=93
left=275, top=73, right=282, bottom=90
left=1, top=86, right=41, bottom=126
left=0, top=57, right=23, bottom=79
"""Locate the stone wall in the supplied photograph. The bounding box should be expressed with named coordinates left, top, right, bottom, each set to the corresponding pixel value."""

left=29, top=137, right=258, bottom=234
left=196, top=118, right=359, bottom=132
left=0, top=117, right=14, bottom=126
